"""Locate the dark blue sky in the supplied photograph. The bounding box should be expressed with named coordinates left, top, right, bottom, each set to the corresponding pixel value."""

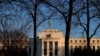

left=0, top=0, right=100, bottom=38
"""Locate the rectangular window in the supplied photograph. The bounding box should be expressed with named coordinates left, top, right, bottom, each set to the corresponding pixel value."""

left=79, top=40, right=81, bottom=42
left=70, top=40, right=73, bottom=43
left=55, top=41, right=58, bottom=55
left=93, top=46, right=95, bottom=50
left=75, top=40, right=77, bottom=43
left=44, top=49, right=47, bottom=55
left=70, top=46, right=73, bottom=48
left=44, top=41, right=47, bottom=55
left=97, top=40, right=99, bottom=43
left=49, top=52, right=52, bottom=56
left=93, top=40, right=95, bottom=43
left=75, top=46, right=77, bottom=48
left=97, top=46, right=100, bottom=49
left=44, top=41, right=47, bottom=49
left=55, top=48, right=58, bottom=55
left=49, top=41, right=53, bottom=50
left=49, top=41, right=53, bottom=56
left=84, top=40, right=86, bottom=43
left=84, top=46, right=86, bottom=48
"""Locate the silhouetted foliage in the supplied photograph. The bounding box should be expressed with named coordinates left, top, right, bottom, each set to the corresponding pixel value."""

left=71, top=48, right=100, bottom=56
left=0, top=47, right=28, bottom=56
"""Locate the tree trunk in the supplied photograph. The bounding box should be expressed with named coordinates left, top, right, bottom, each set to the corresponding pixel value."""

left=65, top=0, right=73, bottom=56
left=86, top=0, right=90, bottom=55
left=87, top=38, right=90, bottom=49
left=33, top=4, right=37, bottom=56
left=86, top=0, right=90, bottom=49
left=65, top=31, right=69, bottom=56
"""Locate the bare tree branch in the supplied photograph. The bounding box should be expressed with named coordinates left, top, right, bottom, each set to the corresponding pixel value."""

left=43, top=1, right=67, bottom=21
left=36, top=14, right=53, bottom=27
left=90, top=23, right=100, bottom=38
left=77, top=12, right=87, bottom=33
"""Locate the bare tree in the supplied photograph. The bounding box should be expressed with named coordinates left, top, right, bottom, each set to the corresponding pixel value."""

left=11, top=0, right=56, bottom=56
left=42, top=0, right=78, bottom=56
left=74, top=0, right=100, bottom=51
left=0, top=2, right=32, bottom=49
left=0, top=18, right=31, bottom=46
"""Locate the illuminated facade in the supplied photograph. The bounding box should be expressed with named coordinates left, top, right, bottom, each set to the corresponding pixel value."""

left=0, top=29, right=99, bottom=56
left=69, top=38, right=100, bottom=50
left=27, top=29, right=65, bottom=56
left=39, top=29, right=65, bottom=56
left=28, top=29, right=100, bottom=56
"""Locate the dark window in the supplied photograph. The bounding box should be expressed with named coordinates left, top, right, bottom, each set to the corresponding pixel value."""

left=55, top=42, right=58, bottom=48
left=79, top=40, right=81, bottom=42
left=49, top=41, right=53, bottom=56
left=70, top=40, right=73, bottom=43
left=84, top=40, right=86, bottom=42
left=46, top=34, right=51, bottom=38
left=75, top=40, right=77, bottom=43
left=44, top=41, right=47, bottom=49
left=55, top=41, right=58, bottom=55
left=44, top=49, right=47, bottom=55
left=97, top=40, right=99, bottom=43
left=97, top=46, right=100, bottom=49
left=93, top=46, right=95, bottom=50
left=79, top=46, right=82, bottom=48
left=44, top=41, right=47, bottom=55
left=70, top=46, right=73, bottom=48
left=55, top=49, right=58, bottom=55
left=70, top=48, right=73, bottom=55
left=84, top=46, right=86, bottom=48
left=49, top=41, right=53, bottom=50
left=93, top=40, right=95, bottom=43
left=49, top=51, right=52, bottom=56
left=75, top=46, right=77, bottom=48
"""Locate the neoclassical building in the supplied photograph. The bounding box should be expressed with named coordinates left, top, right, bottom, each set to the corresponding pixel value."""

left=27, top=29, right=100, bottom=56
left=0, top=29, right=99, bottom=56
left=27, top=29, right=65, bottom=56
left=39, top=29, right=65, bottom=56
left=69, top=38, right=100, bottom=50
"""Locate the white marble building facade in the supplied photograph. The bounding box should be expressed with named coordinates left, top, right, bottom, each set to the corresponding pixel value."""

left=27, top=29, right=100, bottom=56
